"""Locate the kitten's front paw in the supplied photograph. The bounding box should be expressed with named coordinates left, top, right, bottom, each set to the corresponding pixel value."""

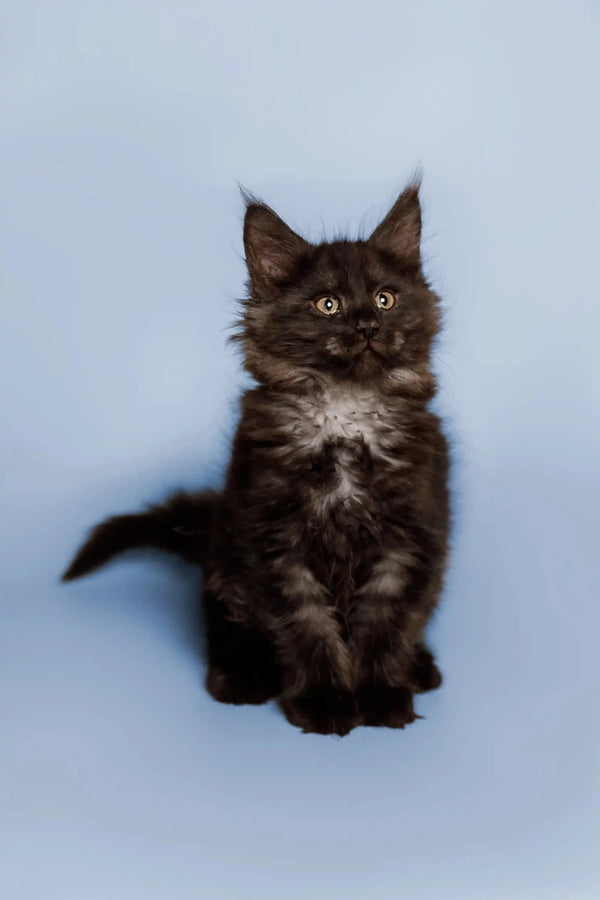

left=356, top=685, right=419, bottom=729
left=206, top=662, right=281, bottom=706
left=280, top=688, right=358, bottom=736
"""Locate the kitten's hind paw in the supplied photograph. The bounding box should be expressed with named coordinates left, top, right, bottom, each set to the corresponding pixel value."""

left=280, top=688, right=358, bottom=736
left=407, top=644, right=443, bottom=694
left=356, top=685, right=420, bottom=729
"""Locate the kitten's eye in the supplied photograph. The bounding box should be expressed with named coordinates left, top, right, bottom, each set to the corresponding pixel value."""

left=314, top=296, right=340, bottom=316
left=375, top=290, right=396, bottom=310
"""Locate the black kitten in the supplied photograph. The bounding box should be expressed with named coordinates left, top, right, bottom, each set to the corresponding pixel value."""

left=63, top=181, right=450, bottom=736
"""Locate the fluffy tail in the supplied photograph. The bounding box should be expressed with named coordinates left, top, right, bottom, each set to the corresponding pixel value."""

left=62, top=490, right=220, bottom=582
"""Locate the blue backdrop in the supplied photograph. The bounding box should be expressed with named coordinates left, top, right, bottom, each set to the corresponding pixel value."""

left=1, top=2, right=598, bottom=898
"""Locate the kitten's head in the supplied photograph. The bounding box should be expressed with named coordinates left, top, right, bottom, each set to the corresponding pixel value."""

left=237, top=182, right=440, bottom=395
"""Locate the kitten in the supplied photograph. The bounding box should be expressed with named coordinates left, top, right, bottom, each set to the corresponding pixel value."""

left=63, top=180, right=450, bottom=736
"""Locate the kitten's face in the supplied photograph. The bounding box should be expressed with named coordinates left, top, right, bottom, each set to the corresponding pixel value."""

left=239, top=184, right=440, bottom=389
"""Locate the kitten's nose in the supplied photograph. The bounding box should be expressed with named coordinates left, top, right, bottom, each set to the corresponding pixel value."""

left=356, top=324, right=379, bottom=340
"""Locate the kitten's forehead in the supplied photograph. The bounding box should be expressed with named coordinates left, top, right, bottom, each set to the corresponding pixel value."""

left=309, top=240, right=394, bottom=296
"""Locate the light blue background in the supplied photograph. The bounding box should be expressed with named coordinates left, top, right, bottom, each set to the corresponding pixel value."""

left=1, top=2, right=598, bottom=898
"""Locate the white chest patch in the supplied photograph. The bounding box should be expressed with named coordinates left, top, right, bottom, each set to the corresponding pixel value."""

left=281, top=386, right=401, bottom=513
left=288, top=387, right=385, bottom=454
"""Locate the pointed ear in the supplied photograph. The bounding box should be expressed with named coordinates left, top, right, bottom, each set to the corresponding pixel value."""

left=243, top=200, right=309, bottom=286
left=369, top=182, right=422, bottom=266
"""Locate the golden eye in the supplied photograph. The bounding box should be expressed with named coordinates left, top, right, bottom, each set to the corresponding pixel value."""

left=375, top=290, right=396, bottom=310
left=314, top=295, right=340, bottom=316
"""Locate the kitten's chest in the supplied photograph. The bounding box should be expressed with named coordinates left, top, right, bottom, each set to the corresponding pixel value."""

left=277, top=387, right=404, bottom=516
left=285, top=387, right=395, bottom=457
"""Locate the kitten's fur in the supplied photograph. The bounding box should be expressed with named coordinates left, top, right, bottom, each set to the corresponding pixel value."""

left=63, top=181, right=450, bottom=736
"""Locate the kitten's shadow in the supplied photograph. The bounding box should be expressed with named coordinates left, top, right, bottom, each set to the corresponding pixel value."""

left=69, top=550, right=210, bottom=665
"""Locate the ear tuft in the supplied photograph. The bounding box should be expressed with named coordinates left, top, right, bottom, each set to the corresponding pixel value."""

left=243, top=198, right=309, bottom=286
left=369, top=180, right=422, bottom=266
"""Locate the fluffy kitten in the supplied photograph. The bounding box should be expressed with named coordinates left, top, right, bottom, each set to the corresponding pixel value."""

left=63, top=181, right=450, bottom=736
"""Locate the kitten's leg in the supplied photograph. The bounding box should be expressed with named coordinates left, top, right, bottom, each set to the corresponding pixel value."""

left=268, top=564, right=357, bottom=736
left=202, top=588, right=282, bottom=705
left=349, top=551, right=427, bottom=728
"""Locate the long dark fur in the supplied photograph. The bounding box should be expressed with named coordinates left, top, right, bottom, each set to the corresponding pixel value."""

left=63, top=180, right=450, bottom=735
